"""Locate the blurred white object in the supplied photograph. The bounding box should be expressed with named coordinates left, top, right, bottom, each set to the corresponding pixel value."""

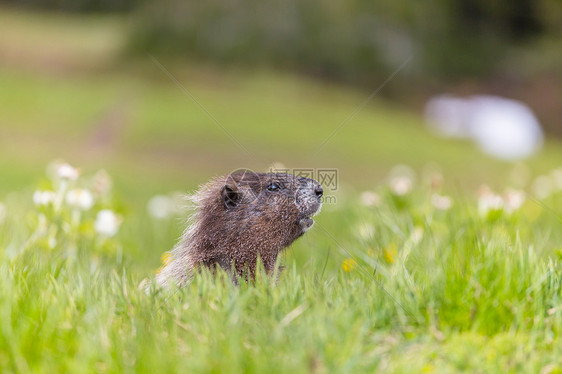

left=478, top=192, right=504, bottom=216
left=477, top=185, right=504, bottom=216
left=503, top=188, right=526, bottom=213
left=56, top=162, right=80, bottom=181
left=431, top=193, right=452, bottom=211
left=95, top=209, right=121, bottom=237
left=66, top=189, right=94, bottom=210
left=389, top=176, right=412, bottom=196
left=357, top=223, right=375, bottom=240
left=388, top=164, right=415, bottom=196
left=425, top=96, right=472, bottom=138
left=33, top=190, right=56, bottom=206
left=147, top=195, right=176, bottom=219
left=359, top=191, right=380, bottom=207
left=425, top=95, right=544, bottom=160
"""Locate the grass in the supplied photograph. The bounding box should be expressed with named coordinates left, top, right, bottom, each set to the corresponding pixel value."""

left=2, top=165, right=562, bottom=373
left=2, top=6, right=562, bottom=373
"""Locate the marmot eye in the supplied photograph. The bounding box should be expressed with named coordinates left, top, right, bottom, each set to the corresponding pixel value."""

left=267, top=182, right=281, bottom=192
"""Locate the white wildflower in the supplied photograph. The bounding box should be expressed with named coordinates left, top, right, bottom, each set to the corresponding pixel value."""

left=33, top=190, right=56, bottom=206
left=56, top=162, right=79, bottom=181
left=431, top=194, right=452, bottom=211
left=66, top=189, right=94, bottom=210
left=503, top=188, right=526, bottom=214
left=532, top=176, right=553, bottom=199
left=388, top=163, right=415, bottom=196
left=359, top=191, right=380, bottom=207
left=358, top=223, right=375, bottom=240
left=389, top=176, right=412, bottom=196
left=478, top=188, right=504, bottom=216
left=94, top=209, right=121, bottom=237
left=147, top=195, right=176, bottom=219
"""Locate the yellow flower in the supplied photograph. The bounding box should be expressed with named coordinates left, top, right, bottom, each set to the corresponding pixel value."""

left=342, top=258, right=357, bottom=272
left=421, top=364, right=434, bottom=373
left=161, top=252, right=173, bottom=266
left=383, top=244, right=397, bottom=264
left=156, top=252, right=173, bottom=275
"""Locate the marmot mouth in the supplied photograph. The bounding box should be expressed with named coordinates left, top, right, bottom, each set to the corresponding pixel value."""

left=298, top=204, right=322, bottom=231
left=299, top=217, right=314, bottom=231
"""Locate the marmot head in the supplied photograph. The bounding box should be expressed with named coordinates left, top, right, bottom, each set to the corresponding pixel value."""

left=219, top=170, right=323, bottom=235
left=193, top=170, right=323, bottom=257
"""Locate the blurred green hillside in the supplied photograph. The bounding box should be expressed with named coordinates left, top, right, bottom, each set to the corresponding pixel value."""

left=1, top=7, right=562, bottom=205
left=6, top=0, right=562, bottom=132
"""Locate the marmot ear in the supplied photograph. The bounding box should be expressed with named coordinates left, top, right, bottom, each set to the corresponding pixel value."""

left=221, top=184, right=240, bottom=208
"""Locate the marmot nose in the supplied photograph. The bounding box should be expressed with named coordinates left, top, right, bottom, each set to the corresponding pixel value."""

left=314, top=185, right=323, bottom=198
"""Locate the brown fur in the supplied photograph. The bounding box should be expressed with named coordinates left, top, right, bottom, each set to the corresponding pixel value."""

left=155, top=171, right=323, bottom=287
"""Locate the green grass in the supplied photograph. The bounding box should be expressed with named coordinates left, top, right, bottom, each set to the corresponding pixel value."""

left=2, top=166, right=562, bottom=373
left=2, top=7, right=562, bottom=373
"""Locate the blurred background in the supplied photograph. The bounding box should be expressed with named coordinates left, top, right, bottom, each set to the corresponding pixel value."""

left=1, top=0, right=562, bottom=268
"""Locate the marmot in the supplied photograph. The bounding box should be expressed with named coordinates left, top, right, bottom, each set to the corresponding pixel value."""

left=155, top=170, right=323, bottom=287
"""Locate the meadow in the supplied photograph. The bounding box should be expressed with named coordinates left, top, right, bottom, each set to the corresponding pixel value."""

left=2, top=7, right=562, bottom=373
